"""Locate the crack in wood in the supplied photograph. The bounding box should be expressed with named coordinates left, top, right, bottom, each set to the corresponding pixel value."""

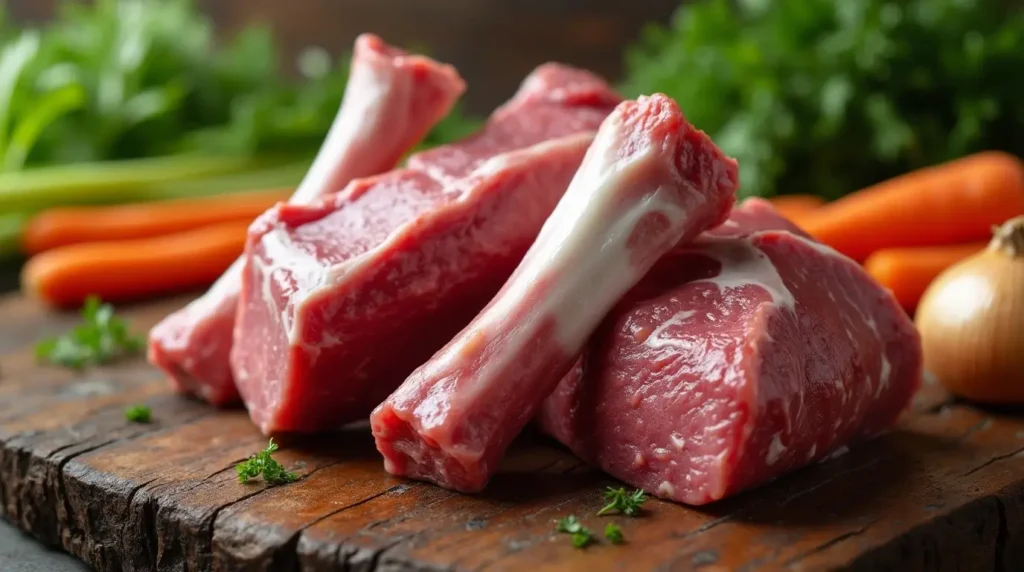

left=200, top=459, right=248, bottom=484
left=346, top=480, right=571, bottom=572
left=6, top=294, right=1024, bottom=572
left=57, top=412, right=215, bottom=569
left=779, top=457, right=882, bottom=507
left=361, top=488, right=458, bottom=533
left=963, top=445, right=1024, bottom=477
left=354, top=449, right=582, bottom=562
left=347, top=536, right=407, bottom=572
left=265, top=484, right=411, bottom=571
left=955, top=418, right=995, bottom=443
left=783, top=520, right=879, bottom=567
left=55, top=437, right=121, bottom=550
left=119, top=476, right=161, bottom=570
left=201, top=487, right=281, bottom=568
left=672, top=514, right=734, bottom=540
left=993, top=495, right=1009, bottom=572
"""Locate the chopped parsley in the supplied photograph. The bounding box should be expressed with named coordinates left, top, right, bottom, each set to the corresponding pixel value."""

left=555, top=515, right=594, bottom=549
left=604, top=523, right=624, bottom=544
left=236, top=439, right=297, bottom=486
left=35, top=296, right=144, bottom=369
left=124, top=404, right=151, bottom=423
left=597, top=487, right=647, bottom=517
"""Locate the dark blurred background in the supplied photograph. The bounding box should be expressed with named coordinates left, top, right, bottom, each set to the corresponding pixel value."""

left=7, top=0, right=680, bottom=114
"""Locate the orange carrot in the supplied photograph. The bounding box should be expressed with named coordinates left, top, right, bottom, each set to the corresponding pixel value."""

left=768, top=194, right=827, bottom=224
left=21, top=187, right=290, bottom=255
left=802, top=151, right=1024, bottom=261
left=864, top=242, right=987, bottom=310
left=22, top=220, right=250, bottom=308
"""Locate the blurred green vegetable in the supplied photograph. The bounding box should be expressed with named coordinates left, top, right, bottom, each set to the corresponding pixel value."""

left=622, top=0, right=1024, bottom=199
left=35, top=295, right=143, bottom=369
left=0, top=0, right=480, bottom=261
left=0, top=0, right=352, bottom=165
left=0, top=0, right=479, bottom=166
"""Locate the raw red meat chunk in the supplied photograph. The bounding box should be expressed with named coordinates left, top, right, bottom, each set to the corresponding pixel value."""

left=372, top=94, right=739, bottom=493
left=147, top=34, right=466, bottom=405
left=232, top=64, right=622, bottom=434
left=537, top=198, right=923, bottom=505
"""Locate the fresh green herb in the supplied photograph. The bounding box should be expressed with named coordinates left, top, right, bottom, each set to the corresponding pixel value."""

left=597, top=487, right=647, bottom=517
left=0, top=0, right=479, bottom=169
left=603, top=522, right=624, bottom=545
left=35, top=296, right=144, bottom=368
left=622, top=0, right=1024, bottom=200
left=124, top=404, right=151, bottom=423
left=0, top=0, right=481, bottom=260
left=236, top=439, right=297, bottom=486
left=555, top=515, right=594, bottom=549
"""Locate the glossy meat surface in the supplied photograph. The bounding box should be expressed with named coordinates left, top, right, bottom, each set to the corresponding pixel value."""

left=147, top=35, right=466, bottom=404
left=371, top=95, right=739, bottom=492
left=537, top=199, right=922, bottom=505
left=233, top=65, right=620, bottom=434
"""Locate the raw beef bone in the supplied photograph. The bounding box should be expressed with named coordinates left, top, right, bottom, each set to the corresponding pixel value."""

left=537, top=198, right=923, bottom=505
left=232, top=64, right=622, bottom=434
left=372, top=94, right=739, bottom=493
left=147, top=35, right=466, bottom=405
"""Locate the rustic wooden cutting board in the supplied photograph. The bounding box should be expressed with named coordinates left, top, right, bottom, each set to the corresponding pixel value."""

left=0, top=293, right=1022, bottom=571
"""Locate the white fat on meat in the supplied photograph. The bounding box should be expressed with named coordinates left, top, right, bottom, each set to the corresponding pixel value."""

left=467, top=132, right=596, bottom=183
left=480, top=149, right=689, bottom=349
left=877, top=353, right=892, bottom=397
left=691, top=234, right=797, bottom=312
left=435, top=101, right=705, bottom=403
left=787, top=232, right=897, bottom=403
left=641, top=233, right=797, bottom=357
left=646, top=310, right=697, bottom=350
left=305, top=133, right=598, bottom=328
left=372, top=94, right=739, bottom=493
left=254, top=228, right=327, bottom=345
left=765, top=432, right=786, bottom=465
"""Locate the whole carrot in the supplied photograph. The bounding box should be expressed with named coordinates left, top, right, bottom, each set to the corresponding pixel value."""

left=22, top=220, right=251, bottom=308
left=802, top=151, right=1024, bottom=261
left=864, top=242, right=987, bottom=310
left=768, top=194, right=827, bottom=224
left=21, top=187, right=290, bottom=255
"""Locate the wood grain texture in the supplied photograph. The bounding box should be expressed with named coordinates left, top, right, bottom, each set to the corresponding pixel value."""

left=0, top=293, right=1023, bottom=571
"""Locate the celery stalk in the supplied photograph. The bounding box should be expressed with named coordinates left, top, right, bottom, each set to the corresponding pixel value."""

left=0, top=158, right=310, bottom=261
left=0, top=153, right=304, bottom=212
left=0, top=211, right=27, bottom=259
left=135, top=159, right=310, bottom=201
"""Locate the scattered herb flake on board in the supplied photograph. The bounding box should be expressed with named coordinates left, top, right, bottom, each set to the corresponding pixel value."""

left=604, top=523, right=624, bottom=544
left=598, top=487, right=647, bottom=516
left=555, top=515, right=594, bottom=548
left=124, top=404, right=151, bottom=423
left=236, top=439, right=297, bottom=486
left=35, top=296, right=144, bottom=369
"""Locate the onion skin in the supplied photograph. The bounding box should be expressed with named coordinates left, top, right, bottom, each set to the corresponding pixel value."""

left=915, top=216, right=1024, bottom=404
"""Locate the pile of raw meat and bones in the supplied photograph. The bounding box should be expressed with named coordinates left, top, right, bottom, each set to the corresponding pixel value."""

left=148, top=35, right=921, bottom=506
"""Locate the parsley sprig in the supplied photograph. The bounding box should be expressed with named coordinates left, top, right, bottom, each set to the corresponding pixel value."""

left=35, top=296, right=144, bottom=369
left=554, top=486, right=648, bottom=548
left=124, top=404, right=151, bottom=423
left=603, top=523, right=624, bottom=545
left=555, top=515, right=594, bottom=549
left=236, top=439, right=297, bottom=486
left=597, top=487, right=647, bottom=517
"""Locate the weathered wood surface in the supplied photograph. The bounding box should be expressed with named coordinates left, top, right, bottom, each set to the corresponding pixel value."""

left=0, top=293, right=1023, bottom=571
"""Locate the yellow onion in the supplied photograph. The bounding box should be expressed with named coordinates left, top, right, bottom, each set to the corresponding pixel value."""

left=915, top=216, right=1024, bottom=404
